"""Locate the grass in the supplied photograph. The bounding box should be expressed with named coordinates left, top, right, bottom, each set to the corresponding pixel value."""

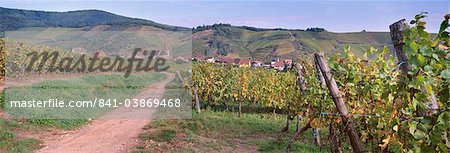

left=0, top=119, right=42, bottom=153
left=135, top=110, right=328, bottom=153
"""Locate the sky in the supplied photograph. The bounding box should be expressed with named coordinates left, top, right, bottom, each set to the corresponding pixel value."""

left=1, top=0, right=449, bottom=32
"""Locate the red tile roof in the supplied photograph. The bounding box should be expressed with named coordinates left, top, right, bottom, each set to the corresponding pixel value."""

left=274, top=61, right=285, bottom=67
left=239, top=59, right=251, bottom=65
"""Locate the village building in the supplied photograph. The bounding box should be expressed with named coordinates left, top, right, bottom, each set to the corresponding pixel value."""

left=192, top=56, right=208, bottom=61
left=238, top=59, right=251, bottom=67
left=71, top=47, right=87, bottom=55
left=251, top=61, right=263, bottom=67
left=206, top=57, right=215, bottom=63
left=95, top=50, right=108, bottom=57
left=273, top=61, right=285, bottom=71
left=233, top=59, right=241, bottom=66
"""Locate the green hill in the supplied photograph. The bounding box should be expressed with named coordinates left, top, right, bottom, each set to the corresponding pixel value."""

left=0, top=7, right=395, bottom=61
left=192, top=24, right=393, bottom=62
left=0, top=7, right=189, bottom=32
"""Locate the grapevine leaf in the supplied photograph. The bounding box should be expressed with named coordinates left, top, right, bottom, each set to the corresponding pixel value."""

left=438, top=143, right=449, bottom=153
left=410, top=41, right=419, bottom=53
left=410, top=121, right=418, bottom=135
left=437, top=112, right=450, bottom=126
left=441, top=69, right=450, bottom=79
left=412, top=130, right=426, bottom=140
left=416, top=54, right=427, bottom=67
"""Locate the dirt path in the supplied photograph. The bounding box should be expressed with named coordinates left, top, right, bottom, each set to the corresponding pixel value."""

left=36, top=73, right=175, bottom=153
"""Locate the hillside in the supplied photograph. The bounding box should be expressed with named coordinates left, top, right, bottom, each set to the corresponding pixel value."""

left=0, top=7, right=189, bottom=32
left=192, top=24, right=393, bottom=62
left=0, top=7, right=394, bottom=61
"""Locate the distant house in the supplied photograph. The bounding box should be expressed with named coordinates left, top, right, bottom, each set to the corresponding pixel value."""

left=251, top=61, right=263, bottom=67
left=273, top=61, right=285, bottom=71
left=233, top=59, right=241, bottom=66
left=270, top=59, right=277, bottom=68
left=215, top=56, right=232, bottom=64
left=224, top=58, right=234, bottom=65
left=239, top=59, right=251, bottom=67
left=192, top=56, right=208, bottom=62
left=206, top=57, right=215, bottom=63
left=72, top=47, right=87, bottom=55
left=175, top=56, right=190, bottom=62
left=95, top=50, right=108, bottom=57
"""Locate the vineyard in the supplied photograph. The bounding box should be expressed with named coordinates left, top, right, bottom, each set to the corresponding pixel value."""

left=185, top=14, right=450, bottom=152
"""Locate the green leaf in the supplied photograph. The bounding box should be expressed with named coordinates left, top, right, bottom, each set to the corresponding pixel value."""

left=410, top=41, right=419, bottom=53
left=410, top=121, right=418, bottom=135
left=442, top=69, right=450, bottom=79
left=437, top=112, right=450, bottom=126
left=418, top=30, right=430, bottom=39
left=416, top=54, right=427, bottom=66
left=437, top=20, right=449, bottom=37
left=417, top=21, right=426, bottom=27
left=413, top=130, right=426, bottom=139
left=438, top=143, right=449, bottom=153
left=412, top=98, right=420, bottom=110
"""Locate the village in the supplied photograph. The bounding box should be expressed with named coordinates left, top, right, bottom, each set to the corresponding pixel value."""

left=72, top=47, right=295, bottom=72
left=188, top=56, right=294, bottom=71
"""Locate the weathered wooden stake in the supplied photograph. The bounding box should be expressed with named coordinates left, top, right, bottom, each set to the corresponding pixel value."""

left=296, top=115, right=302, bottom=132
left=193, top=88, right=201, bottom=113
left=314, top=52, right=364, bottom=153
left=389, top=19, right=439, bottom=115
left=238, top=101, right=242, bottom=116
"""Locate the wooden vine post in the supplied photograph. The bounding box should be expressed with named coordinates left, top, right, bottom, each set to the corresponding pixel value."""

left=193, top=89, right=201, bottom=112
left=314, top=60, right=342, bottom=153
left=314, top=52, right=364, bottom=153
left=315, top=58, right=340, bottom=152
left=389, top=19, right=439, bottom=115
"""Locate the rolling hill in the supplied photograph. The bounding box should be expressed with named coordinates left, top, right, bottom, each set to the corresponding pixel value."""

left=0, top=7, right=394, bottom=61
left=0, top=7, right=188, bottom=32
left=192, top=24, right=393, bottom=62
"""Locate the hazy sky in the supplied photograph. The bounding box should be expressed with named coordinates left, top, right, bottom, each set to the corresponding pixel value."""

left=1, top=0, right=449, bottom=32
